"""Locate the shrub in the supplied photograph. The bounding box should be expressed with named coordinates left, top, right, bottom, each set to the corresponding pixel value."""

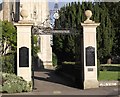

left=2, top=73, right=32, bottom=93
left=100, top=66, right=107, bottom=71
left=97, top=59, right=100, bottom=78
left=1, top=53, right=16, bottom=74
left=52, top=53, right=58, bottom=67
left=100, top=64, right=120, bottom=71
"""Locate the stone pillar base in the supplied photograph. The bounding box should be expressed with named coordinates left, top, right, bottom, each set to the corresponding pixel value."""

left=84, top=80, right=99, bottom=89
left=43, top=62, right=54, bottom=69
left=18, top=68, right=31, bottom=82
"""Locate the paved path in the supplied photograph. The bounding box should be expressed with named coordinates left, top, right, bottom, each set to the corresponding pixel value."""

left=32, top=69, right=119, bottom=96
left=2, top=69, right=120, bottom=96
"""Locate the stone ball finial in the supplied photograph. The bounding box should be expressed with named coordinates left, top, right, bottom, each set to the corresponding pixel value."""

left=20, top=9, right=28, bottom=20
left=84, top=10, right=94, bottom=23
left=20, top=5, right=28, bottom=20
left=85, top=10, right=92, bottom=20
left=18, top=5, right=33, bottom=24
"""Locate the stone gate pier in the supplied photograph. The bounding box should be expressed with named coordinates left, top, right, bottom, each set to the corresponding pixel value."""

left=81, top=10, right=100, bottom=89
left=14, top=7, right=33, bottom=82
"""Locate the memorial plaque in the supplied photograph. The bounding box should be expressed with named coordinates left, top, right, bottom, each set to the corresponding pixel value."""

left=19, top=47, right=29, bottom=67
left=88, top=68, right=93, bottom=71
left=86, top=46, right=95, bottom=66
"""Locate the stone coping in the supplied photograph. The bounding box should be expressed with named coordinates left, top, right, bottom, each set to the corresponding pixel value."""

left=99, top=81, right=119, bottom=87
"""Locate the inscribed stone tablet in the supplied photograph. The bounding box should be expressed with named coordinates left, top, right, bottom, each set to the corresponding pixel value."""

left=86, top=46, right=95, bottom=66
left=19, top=47, right=29, bottom=67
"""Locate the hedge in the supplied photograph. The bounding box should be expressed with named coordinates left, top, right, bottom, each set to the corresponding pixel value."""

left=100, top=64, right=120, bottom=71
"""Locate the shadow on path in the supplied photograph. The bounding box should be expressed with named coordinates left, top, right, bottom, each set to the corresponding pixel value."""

left=34, top=68, right=76, bottom=90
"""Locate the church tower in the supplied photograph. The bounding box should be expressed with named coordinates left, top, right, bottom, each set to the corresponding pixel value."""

left=2, top=0, right=17, bottom=22
left=3, top=0, right=12, bottom=21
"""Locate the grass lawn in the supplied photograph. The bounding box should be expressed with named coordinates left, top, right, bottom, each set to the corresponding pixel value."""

left=98, top=71, right=120, bottom=81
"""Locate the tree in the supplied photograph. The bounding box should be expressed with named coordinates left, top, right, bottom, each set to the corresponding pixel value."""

left=96, top=2, right=118, bottom=63
left=0, top=20, right=17, bottom=73
left=1, top=20, right=17, bottom=55
left=105, top=2, right=120, bottom=57
left=53, top=2, right=117, bottom=64
left=31, top=35, right=40, bottom=58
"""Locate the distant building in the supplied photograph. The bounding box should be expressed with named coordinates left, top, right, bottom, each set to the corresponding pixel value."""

left=0, top=3, right=3, bottom=20
left=0, top=0, right=53, bottom=69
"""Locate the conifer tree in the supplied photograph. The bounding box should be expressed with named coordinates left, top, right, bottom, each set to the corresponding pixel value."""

left=53, top=1, right=117, bottom=63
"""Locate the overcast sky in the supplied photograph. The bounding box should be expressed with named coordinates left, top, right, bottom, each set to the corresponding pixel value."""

left=0, top=0, right=2, bottom=3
